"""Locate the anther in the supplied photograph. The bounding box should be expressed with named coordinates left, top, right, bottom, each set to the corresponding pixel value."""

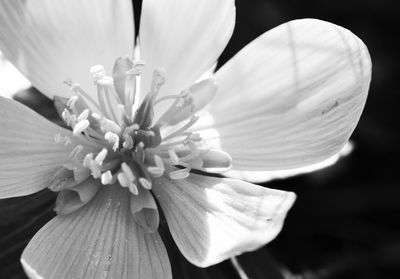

left=154, top=155, right=165, bottom=169
left=168, top=148, right=180, bottom=165
left=139, top=177, right=152, bottom=190
left=77, top=109, right=90, bottom=122
left=89, top=160, right=101, bottom=178
left=128, top=183, right=139, bottom=195
left=150, top=69, right=166, bottom=98
left=97, top=76, right=114, bottom=86
left=83, top=153, right=93, bottom=168
left=73, top=119, right=90, bottom=135
left=117, top=172, right=129, bottom=187
left=100, top=118, right=122, bottom=134
left=122, top=136, right=133, bottom=149
left=147, top=167, right=164, bottom=177
left=101, top=171, right=113, bottom=185
left=95, top=148, right=108, bottom=165
left=104, top=132, right=120, bottom=151
left=121, top=162, right=135, bottom=182
left=90, top=65, right=106, bottom=84
left=66, top=95, right=79, bottom=109
left=169, top=168, right=190, bottom=180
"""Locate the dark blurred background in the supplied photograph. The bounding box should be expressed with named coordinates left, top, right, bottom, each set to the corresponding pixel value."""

left=1, top=0, right=399, bottom=278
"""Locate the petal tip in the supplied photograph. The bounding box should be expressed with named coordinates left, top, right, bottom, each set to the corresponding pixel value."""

left=20, top=258, right=44, bottom=279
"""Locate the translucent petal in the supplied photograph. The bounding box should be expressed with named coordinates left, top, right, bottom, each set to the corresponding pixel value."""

left=0, top=0, right=134, bottom=102
left=225, top=142, right=354, bottom=182
left=152, top=174, right=295, bottom=267
left=199, top=19, right=371, bottom=170
left=139, top=0, right=235, bottom=99
left=21, top=186, right=171, bottom=279
left=0, top=97, right=79, bottom=198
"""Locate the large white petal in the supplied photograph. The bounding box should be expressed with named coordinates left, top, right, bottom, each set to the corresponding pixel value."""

left=21, top=185, right=171, bottom=279
left=199, top=19, right=371, bottom=170
left=0, top=51, right=30, bottom=98
left=0, top=97, right=79, bottom=198
left=0, top=0, right=134, bottom=101
left=152, top=174, right=296, bottom=267
left=225, top=142, right=354, bottom=183
left=139, top=0, right=235, bottom=100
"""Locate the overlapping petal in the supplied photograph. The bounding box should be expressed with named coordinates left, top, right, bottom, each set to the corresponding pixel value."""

left=198, top=19, right=371, bottom=171
left=152, top=174, right=296, bottom=267
left=139, top=0, right=235, bottom=100
left=0, top=97, right=79, bottom=198
left=22, top=185, right=171, bottom=279
left=0, top=0, right=134, bottom=101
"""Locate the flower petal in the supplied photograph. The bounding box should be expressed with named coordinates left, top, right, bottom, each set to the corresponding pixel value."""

left=0, top=0, right=134, bottom=101
left=0, top=97, right=77, bottom=198
left=225, top=142, right=354, bottom=183
left=152, top=174, right=296, bottom=267
left=139, top=0, right=235, bottom=99
left=0, top=51, right=30, bottom=98
left=21, top=186, right=172, bottom=279
left=200, top=19, right=371, bottom=170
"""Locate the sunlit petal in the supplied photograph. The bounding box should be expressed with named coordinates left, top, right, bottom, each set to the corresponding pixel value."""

left=198, top=19, right=371, bottom=170
left=139, top=0, right=235, bottom=100
left=226, top=142, right=354, bottom=183
left=0, top=0, right=134, bottom=101
left=153, top=174, right=296, bottom=267
left=0, top=96, right=80, bottom=198
left=21, top=186, right=171, bottom=279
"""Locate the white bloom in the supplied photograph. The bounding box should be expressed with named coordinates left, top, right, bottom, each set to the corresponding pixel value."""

left=0, top=0, right=371, bottom=278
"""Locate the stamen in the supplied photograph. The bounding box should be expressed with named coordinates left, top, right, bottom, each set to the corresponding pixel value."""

left=77, top=109, right=90, bottom=122
left=162, top=115, right=200, bottom=141
left=95, top=148, right=108, bottom=165
left=154, top=154, right=165, bottom=169
left=90, top=65, right=106, bottom=84
left=139, top=177, right=152, bottom=190
left=89, top=160, right=101, bottom=178
left=169, top=168, right=190, bottom=180
left=101, top=171, right=113, bottom=185
left=118, top=172, right=138, bottom=194
left=73, top=119, right=90, bottom=135
left=66, top=95, right=79, bottom=110
left=117, top=172, right=129, bottom=187
left=97, top=76, right=113, bottom=86
left=121, top=162, right=135, bottom=182
left=168, top=148, right=180, bottom=165
left=149, top=69, right=166, bottom=99
left=147, top=167, right=164, bottom=177
left=100, top=118, right=122, bottom=134
left=83, top=153, right=93, bottom=168
left=128, top=183, right=139, bottom=195
left=104, top=132, right=120, bottom=151
left=122, top=136, right=133, bottom=149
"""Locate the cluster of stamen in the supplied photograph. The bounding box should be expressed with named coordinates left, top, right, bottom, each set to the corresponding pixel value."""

left=53, top=57, right=232, bottom=196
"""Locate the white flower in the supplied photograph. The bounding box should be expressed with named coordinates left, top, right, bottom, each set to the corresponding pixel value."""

left=0, top=0, right=371, bottom=278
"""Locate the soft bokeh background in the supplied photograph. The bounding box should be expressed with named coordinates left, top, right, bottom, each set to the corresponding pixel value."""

left=1, top=0, right=399, bottom=278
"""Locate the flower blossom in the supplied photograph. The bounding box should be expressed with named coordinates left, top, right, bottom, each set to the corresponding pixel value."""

left=0, top=0, right=371, bottom=278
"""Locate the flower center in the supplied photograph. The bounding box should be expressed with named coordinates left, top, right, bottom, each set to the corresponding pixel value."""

left=52, top=57, right=232, bottom=196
